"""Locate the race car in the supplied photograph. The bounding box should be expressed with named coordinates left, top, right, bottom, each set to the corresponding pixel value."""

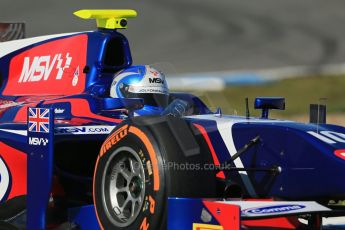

left=0, top=9, right=344, bottom=230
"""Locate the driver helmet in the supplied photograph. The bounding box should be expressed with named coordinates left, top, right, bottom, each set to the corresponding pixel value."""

left=110, top=65, right=169, bottom=114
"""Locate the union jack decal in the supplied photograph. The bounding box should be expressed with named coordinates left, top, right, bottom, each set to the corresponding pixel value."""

left=28, top=108, right=50, bottom=133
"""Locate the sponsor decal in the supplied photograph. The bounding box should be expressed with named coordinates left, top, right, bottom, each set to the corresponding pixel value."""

left=138, top=88, right=168, bottom=94
left=3, top=35, right=87, bottom=95
left=54, top=108, right=65, bottom=114
left=243, top=204, right=305, bottom=215
left=334, top=149, right=345, bottom=160
left=149, top=78, right=164, bottom=84
left=55, top=126, right=112, bottom=135
left=28, top=137, right=49, bottom=146
left=192, top=224, right=223, bottom=230
left=28, top=108, right=50, bottom=133
left=0, top=157, right=10, bottom=202
left=18, top=53, right=72, bottom=83
left=308, top=130, right=345, bottom=144
left=100, top=125, right=128, bottom=156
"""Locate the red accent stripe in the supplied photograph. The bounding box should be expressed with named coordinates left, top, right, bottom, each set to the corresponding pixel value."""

left=193, top=123, right=226, bottom=179
left=0, top=142, right=27, bottom=200
left=203, top=200, right=240, bottom=229
left=46, top=98, right=123, bottom=123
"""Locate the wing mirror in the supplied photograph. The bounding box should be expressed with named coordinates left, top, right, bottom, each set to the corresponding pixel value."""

left=254, top=97, right=285, bottom=119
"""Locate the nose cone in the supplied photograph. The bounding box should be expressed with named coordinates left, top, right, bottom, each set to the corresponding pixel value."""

left=231, top=121, right=345, bottom=201
left=277, top=138, right=345, bottom=200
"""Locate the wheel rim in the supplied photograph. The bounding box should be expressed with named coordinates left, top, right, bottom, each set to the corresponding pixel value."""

left=102, top=146, right=145, bottom=227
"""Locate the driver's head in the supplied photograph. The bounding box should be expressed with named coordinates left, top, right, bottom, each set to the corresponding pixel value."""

left=110, top=65, right=169, bottom=109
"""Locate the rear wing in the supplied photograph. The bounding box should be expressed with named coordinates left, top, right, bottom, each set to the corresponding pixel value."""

left=0, top=23, right=25, bottom=42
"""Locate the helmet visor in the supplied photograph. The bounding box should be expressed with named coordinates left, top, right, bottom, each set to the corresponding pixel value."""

left=120, top=85, right=169, bottom=107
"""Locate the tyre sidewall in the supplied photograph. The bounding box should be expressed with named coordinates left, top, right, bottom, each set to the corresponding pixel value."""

left=94, top=124, right=165, bottom=230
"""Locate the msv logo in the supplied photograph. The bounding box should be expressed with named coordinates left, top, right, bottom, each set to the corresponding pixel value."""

left=28, top=137, right=49, bottom=146
left=18, top=53, right=72, bottom=83
left=243, top=204, right=306, bottom=215
left=149, top=78, right=164, bottom=84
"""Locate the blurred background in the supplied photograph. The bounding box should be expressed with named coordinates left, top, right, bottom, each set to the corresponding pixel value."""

left=2, top=0, right=345, bottom=123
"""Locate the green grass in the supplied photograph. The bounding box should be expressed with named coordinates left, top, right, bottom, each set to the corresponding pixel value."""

left=189, top=75, right=345, bottom=118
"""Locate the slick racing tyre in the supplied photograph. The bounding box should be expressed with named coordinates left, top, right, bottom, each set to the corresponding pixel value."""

left=93, top=116, right=217, bottom=230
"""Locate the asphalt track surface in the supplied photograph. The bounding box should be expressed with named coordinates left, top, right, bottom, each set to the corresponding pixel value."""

left=1, top=0, right=345, bottom=74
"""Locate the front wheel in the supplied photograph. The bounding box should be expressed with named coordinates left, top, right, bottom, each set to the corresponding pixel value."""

left=93, top=116, right=218, bottom=229
left=100, top=146, right=146, bottom=228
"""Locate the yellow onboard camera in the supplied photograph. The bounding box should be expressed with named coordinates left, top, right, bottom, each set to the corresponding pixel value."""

left=74, top=9, right=138, bottom=29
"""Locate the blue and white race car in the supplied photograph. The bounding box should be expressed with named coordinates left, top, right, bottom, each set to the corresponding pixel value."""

left=0, top=9, right=344, bottom=230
